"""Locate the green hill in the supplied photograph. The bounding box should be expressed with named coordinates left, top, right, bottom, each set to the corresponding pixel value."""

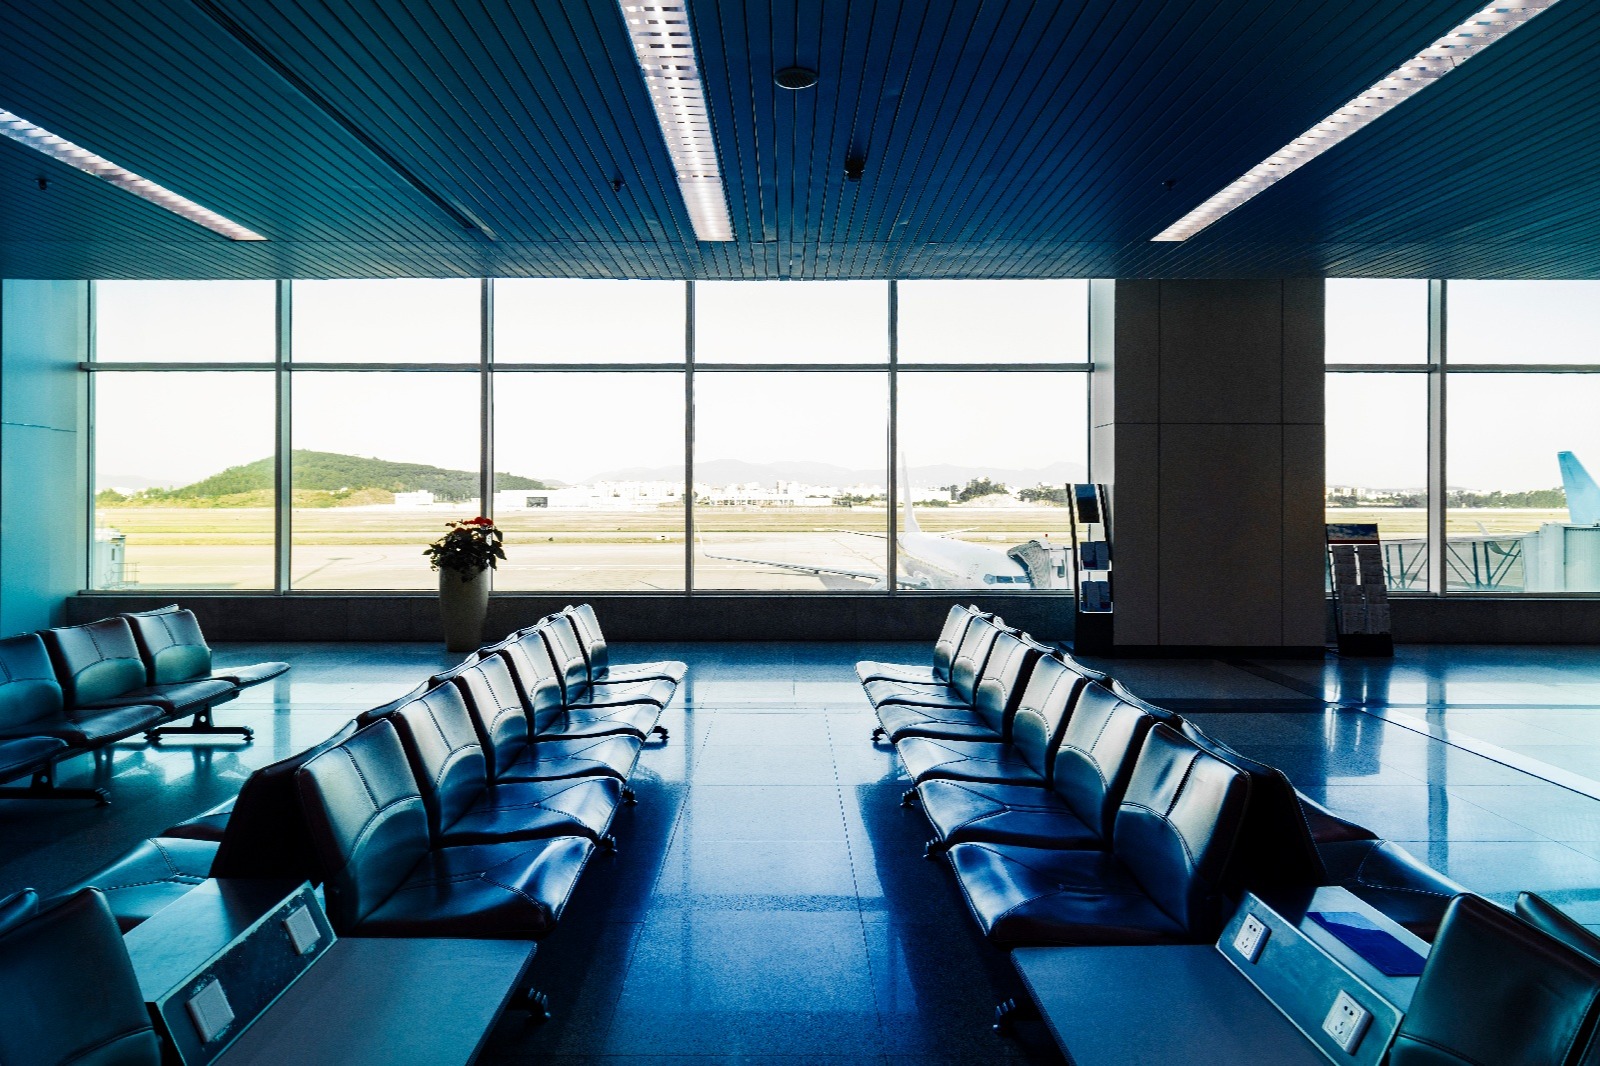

left=160, top=450, right=547, bottom=503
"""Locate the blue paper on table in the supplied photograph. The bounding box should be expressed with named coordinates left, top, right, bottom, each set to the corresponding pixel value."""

left=1307, top=911, right=1427, bottom=977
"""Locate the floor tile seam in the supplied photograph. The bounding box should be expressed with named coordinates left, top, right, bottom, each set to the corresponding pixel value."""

left=1361, top=705, right=1600, bottom=804
left=824, top=713, right=870, bottom=917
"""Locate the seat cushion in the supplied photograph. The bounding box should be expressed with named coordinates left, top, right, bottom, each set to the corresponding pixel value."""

left=356, top=836, right=593, bottom=939
left=918, top=779, right=1100, bottom=850
left=0, top=736, right=68, bottom=781
left=864, top=679, right=969, bottom=710
left=211, top=661, right=290, bottom=687
left=552, top=702, right=663, bottom=741
left=160, top=796, right=237, bottom=841
left=77, top=678, right=235, bottom=715
left=597, top=660, right=687, bottom=685
left=856, top=660, right=940, bottom=686
left=496, top=734, right=642, bottom=784
left=948, top=842, right=1187, bottom=947
left=896, top=737, right=1046, bottom=787
left=68, top=837, right=217, bottom=931
left=577, top=676, right=677, bottom=709
left=1320, top=839, right=1464, bottom=941
left=877, top=703, right=997, bottom=743
left=439, top=777, right=621, bottom=847
left=64, top=703, right=168, bottom=745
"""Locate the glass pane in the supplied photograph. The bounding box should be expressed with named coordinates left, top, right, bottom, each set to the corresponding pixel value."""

left=694, top=282, right=886, bottom=363
left=694, top=372, right=887, bottom=588
left=95, top=281, right=275, bottom=362
left=1325, top=373, right=1429, bottom=591
left=1449, top=281, right=1600, bottom=364
left=896, top=373, right=1085, bottom=590
left=1447, top=374, right=1600, bottom=592
left=292, top=279, right=479, bottom=363
left=493, top=279, right=684, bottom=363
left=1326, top=279, right=1428, bottom=364
left=898, top=280, right=1088, bottom=364
left=93, top=372, right=274, bottom=588
left=291, top=372, right=480, bottom=589
left=493, top=373, right=685, bottom=590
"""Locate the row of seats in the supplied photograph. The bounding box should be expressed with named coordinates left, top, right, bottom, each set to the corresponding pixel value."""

left=861, top=605, right=1464, bottom=947
left=66, top=605, right=683, bottom=946
left=0, top=607, right=285, bottom=805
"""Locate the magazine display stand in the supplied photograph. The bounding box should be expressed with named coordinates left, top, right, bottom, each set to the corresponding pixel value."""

left=1068, top=484, right=1114, bottom=655
left=1327, top=523, right=1394, bottom=657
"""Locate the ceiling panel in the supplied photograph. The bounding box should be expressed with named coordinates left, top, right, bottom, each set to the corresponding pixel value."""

left=0, top=0, right=1596, bottom=279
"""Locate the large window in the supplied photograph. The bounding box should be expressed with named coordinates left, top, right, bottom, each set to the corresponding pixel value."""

left=1327, top=279, right=1600, bottom=594
left=87, top=279, right=1089, bottom=594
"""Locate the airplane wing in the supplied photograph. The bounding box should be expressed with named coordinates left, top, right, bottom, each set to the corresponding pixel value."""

left=700, top=548, right=884, bottom=585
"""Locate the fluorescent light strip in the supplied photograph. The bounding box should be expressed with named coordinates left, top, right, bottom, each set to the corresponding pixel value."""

left=1151, top=0, right=1563, bottom=242
left=0, top=108, right=266, bottom=241
left=619, top=1, right=734, bottom=241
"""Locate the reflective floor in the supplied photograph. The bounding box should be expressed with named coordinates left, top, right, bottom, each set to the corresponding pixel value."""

left=3, top=641, right=1600, bottom=1065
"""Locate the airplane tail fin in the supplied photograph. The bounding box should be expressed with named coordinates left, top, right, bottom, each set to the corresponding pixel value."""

left=898, top=453, right=921, bottom=535
left=1560, top=451, right=1600, bottom=525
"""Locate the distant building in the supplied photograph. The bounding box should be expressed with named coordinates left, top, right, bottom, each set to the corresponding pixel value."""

left=393, top=490, right=436, bottom=507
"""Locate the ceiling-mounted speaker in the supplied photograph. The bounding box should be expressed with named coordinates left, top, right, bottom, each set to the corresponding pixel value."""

left=775, top=66, right=818, bottom=90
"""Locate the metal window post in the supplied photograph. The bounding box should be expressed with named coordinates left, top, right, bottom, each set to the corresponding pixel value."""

left=480, top=278, right=494, bottom=526
left=684, top=280, right=696, bottom=595
left=275, top=280, right=293, bottom=593
left=1427, top=279, right=1447, bottom=596
left=887, top=280, right=898, bottom=594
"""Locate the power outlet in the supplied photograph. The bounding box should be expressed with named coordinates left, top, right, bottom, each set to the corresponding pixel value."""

left=1232, top=914, right=1269, bottom=963
left=1321, top=990, right=1372, bottom=1054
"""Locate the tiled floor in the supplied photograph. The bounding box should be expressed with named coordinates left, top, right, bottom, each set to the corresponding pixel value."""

left=6, top=640, right=1600, bottom=1064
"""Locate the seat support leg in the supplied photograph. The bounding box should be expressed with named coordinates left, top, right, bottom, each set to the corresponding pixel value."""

left=513, top=986, right=551, bottom=1023
left=621, top=786, right=638, bottom=805
left=992, top=996, right=1039, bottom=1036
left=923, top=838, right=947, bottom=861
left=871, top=726, right=886, bottom=743
left=901, top=788, right=919, bottom=808
left=597, top=833, right=618, bottom=854
left=0, top=767, right=110, bottom=806
left=149, top=707, right=253, bottom=744
left=651, top=724, right=670, bottom=742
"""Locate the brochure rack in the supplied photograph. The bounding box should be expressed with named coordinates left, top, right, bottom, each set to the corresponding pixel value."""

left=1327, top=523, right=1394, bottom=657
left=1067, top=483, right=1114, bottom=655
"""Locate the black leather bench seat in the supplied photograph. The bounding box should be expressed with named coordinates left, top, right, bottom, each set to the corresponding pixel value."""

left=74, top=677, right=237, bottom=715
left=917, top=780, right=1099, bottom=850
left=37, top=704, right=167, bottom=745
left=573, top=676, right=677, bottom=709
left=211, top=661, right=290, bottom=687
left=0, top=736, right=68, bottom=781
left=123, top=606, right=288, bottom=688
left=594, top=660, right=687, bottom=685
left=856, top=605, right=981, bottom=687
left=949, top=842, right=1188, bottom=946
left=352, top=836, right=594, bottom=939
left=896, top=737, right=1046, bottom=787
left=498, top=735, right=642, bottom=784
left=876, top=703, right=998, bottom=744
left=563, top=603, right=687, bottom=684
left=438, top=778, right=622, bottom=847
left=67, top=837, right=218, bottom=931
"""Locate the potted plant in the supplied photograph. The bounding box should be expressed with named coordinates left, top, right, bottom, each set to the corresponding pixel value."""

left=425, top=517, right=505, bottom=651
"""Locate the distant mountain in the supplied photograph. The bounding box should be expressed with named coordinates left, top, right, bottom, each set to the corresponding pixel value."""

left=166, top=451, right=549, bottom=502
left=98, top=473, right=176, bottom=492
left=583, top=458, right=1088, bottom=488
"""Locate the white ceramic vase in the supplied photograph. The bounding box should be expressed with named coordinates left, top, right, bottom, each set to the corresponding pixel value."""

left=438, top=566, right=490, bottom=652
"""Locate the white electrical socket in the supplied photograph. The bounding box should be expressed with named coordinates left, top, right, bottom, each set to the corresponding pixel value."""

left=1232, top=914, right=1269, bottom=963
left=1321, top=990, right=1372, bottom=1054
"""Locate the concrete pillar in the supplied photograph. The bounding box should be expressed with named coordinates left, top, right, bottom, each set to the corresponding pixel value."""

left=1090, top=279, right=1324, bottom=654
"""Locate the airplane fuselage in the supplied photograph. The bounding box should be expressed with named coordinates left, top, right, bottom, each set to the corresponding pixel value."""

left=897, top=530, right=1032, bottom=588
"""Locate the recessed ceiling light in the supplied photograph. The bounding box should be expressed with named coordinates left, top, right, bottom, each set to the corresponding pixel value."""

left=775, top=67, right=818, bottom=90
left=0, top=107, right=266, bottom=241
left=1151, top=0, right=1563, bottom=242
left=618, top=1, right=734, bottom=242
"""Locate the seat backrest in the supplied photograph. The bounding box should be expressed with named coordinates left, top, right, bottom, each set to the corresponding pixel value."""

left=210, top=720, right=359, bottom=881
left=121, top=605, right=212, bottom=685
left=539, top=615, right=593, bottom=704
left=1048, top=684, right=1163, bottom=841
left=0, top=633, right=65, bottom=731
left=41, top=618, right=148, bottom=707
left=1391, top=893, right=1600, bottom=1066
left=1174, top=718, right=1327, bottom=894
left=354, top=677, right=439, bottom=727
left=946, top=615, right=1004, bottom=704
left=928, top=605, right=980, bottom=683
left=1009, top=659, right=1096, bottom=783
left=295, top=719, right=430, bottom=931
left=390, top=684, right=490, bottom=839
left=0, top=887, right=162, bottom=1066
left=1112, top=723, right=1250, bottom=937
left=1518, top=892, right=1600, bottom=968
left=446, top=656, right=532, bottom=779
left=969, top=631, right=1048, bottom=740
left=564, top=603, right=608, bottom=676
left=482, top=629, right=567, bottom=735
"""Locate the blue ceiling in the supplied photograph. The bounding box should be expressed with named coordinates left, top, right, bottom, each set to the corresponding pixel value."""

left=1, top=0, right=1597, bottom=280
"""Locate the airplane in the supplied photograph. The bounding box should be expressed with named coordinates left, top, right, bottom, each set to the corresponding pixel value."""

left=699, top=457, right=1036, bottom=590
left=1559, top=451, right=1600, bottom=525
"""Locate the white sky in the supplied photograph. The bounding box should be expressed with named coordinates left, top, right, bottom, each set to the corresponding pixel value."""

left=92, top=279, right=1600, bottom=492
